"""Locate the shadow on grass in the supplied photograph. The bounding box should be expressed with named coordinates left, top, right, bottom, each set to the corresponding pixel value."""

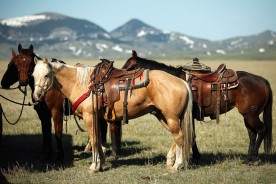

left=0, top=170, right=8, bottom=184
left=107, top=148, right=276, bottom=170
left=0, top=134, right=74, bottom=172
left=73, top=140, right=144, bottom=161
left=190, top=151, right=276, bottom=169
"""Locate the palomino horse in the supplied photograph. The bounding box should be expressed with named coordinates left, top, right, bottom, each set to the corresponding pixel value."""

left=32, top=57, right=194, bottom=173
left=122, top=51, right=200, bottom=162
left=122, top=50, right=273, bottom=162
left=1, top=44, right=122, bottom=160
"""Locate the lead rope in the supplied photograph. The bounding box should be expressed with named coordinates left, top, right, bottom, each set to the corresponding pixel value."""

left=91, top=91, right=97, bottom=166
left=63, top=97, right=70, bottom=134
left=1, top=86, right=28, bottom=125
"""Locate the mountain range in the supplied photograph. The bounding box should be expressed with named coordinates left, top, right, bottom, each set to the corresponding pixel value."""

left=0, top=12, right=275, bottom=60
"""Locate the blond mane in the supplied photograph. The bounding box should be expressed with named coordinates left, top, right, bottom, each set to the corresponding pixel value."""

left=49, top=61, right=94, bottom=86
left=76, top=65, right=94, bottom=86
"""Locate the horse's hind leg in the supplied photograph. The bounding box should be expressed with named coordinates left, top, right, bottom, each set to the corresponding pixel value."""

left=191, top=118, right=200, bottom=163
left=109, top=120, right=122, bottom=160
left=246, top=127, right=257, bottom=160
left=244, top=116, right=265, bottom=162
left=166, top=118, right=185, bottom=172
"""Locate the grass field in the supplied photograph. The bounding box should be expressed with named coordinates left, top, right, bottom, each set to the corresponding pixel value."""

left=0, top=59, right=276, bottom=184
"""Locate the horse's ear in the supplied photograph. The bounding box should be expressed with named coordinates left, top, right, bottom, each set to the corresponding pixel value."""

left=44, top=58, right=48, bottom=64
left=29, top=44, right=34, bottom=53
left=18, top=44, right=22, bottom=53
left=34, top=57, right=38, bottom=64
left=12, top=49, right=16, bottom=58
left=132, top=50, right=137, bottom=59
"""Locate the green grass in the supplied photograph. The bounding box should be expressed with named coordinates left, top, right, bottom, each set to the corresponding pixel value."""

left=0, top=60, right=276, bottom=184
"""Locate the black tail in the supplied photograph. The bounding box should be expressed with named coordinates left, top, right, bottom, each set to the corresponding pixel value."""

left=263, top=81, right=273, bottom=154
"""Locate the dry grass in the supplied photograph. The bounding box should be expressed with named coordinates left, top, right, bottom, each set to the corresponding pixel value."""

left=0, top=59, right=276, bottom=184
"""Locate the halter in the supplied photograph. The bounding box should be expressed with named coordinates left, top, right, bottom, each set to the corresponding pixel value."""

left=34, top=64, right=55, bottom=101
left=15, top=54, right=34, bottom=75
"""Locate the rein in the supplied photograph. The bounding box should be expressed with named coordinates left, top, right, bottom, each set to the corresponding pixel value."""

left=0, top=86, right=19, bottom=90
left=0, top=86, right=36, bottom=125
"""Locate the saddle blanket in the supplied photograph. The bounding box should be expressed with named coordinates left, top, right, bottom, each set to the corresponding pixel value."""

left=118, top=69, right=150, bottom=90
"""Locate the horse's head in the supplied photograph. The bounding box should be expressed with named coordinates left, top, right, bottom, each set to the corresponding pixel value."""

left=122, top=50, right=138, bottom=69
left=12, top=44, right=35, bottom=86
left=32, top=57, right=53, bottom=102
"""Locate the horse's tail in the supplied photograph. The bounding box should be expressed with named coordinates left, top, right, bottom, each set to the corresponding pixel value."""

left=263, top=80, right=273, bottom=154
left=181, top=80, right=194, bottom=168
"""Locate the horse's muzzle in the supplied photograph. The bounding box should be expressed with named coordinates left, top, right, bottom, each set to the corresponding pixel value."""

left=19, top=79, right=29, bottom=86
left=33, top=91, right=44, bottom=103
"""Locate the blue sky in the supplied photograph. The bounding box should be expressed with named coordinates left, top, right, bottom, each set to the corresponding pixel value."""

left=0, top=0, right=275, bottom=41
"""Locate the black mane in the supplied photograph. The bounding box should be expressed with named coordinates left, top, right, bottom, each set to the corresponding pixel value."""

left=129, top=56, right=184, bottom=77
left=51, top=58, right=66, bottom=64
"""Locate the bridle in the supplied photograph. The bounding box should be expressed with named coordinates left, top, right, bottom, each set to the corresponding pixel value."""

left=14, top=54, right=34, bottom=84
left=34, top=64, right=55, bottom=101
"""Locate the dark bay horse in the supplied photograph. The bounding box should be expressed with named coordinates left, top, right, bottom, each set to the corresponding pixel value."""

left=1, top=44, right=63, bottom=161
left=122, top=50, right=273, bottom=162
left=1, top=44, right=122, bottom=161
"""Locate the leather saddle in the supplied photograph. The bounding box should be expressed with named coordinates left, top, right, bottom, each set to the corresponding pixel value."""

left=91, top=59, right=147, bottom=121
left=187, top=63, right=239, bottom=122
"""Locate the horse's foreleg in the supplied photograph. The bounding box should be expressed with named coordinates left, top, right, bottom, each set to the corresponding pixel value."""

left=34, top=104, right=53, bottom=160
left=99, top=118, right=108, bottom=154
left=52, top=110, right=64, bottom=162
left=84, top=113, right=104, bottom=173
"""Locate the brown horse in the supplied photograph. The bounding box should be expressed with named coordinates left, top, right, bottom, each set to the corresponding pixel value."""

left=0, top=44, right=64, bottom=160
left=3, top=44, right=122, bottom=161
left=32, top=57, right=194, bottom=173
left=123, top=50, right=273, bottom=162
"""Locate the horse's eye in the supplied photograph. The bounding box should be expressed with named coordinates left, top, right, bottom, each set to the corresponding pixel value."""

left=45, top=74, right=48, bottom=78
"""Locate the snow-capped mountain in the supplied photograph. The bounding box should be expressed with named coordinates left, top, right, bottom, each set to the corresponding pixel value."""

left=0, top=12, right=275, bottom=60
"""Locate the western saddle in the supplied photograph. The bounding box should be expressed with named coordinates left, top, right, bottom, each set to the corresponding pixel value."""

left=184, top=58, right=239, bottom=123
left=91, top=59, right=148, bottom=123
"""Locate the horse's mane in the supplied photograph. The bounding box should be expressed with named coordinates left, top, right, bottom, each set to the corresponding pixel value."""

left=49, top=58, right=68, bottom=70
left=129, top=56, right=184, bottom=77
left=76, top=65, right=93, bottom=85
left=49, top=58, right=93, bottom=86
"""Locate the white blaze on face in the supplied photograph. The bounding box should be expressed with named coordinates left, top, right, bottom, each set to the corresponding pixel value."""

left=32, top=59, right=51, bottom=101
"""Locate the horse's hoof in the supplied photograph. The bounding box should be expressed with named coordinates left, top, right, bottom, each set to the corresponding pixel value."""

left=248, top=159, right=262, bottom=166
left=44, top=155, right=53, bottom=162
left=88, top=167, right=104, bottom=174
left=56, top=157, right=64, bottom=163
left=107, top=155, right=118, bottom=161
left=88, top=169, right=98, bottom=174
left=243, top=155, right=261, bottom=166
left=166, top=166, right=177, bottom=173
left=190, top=157, right=199, bottom=165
